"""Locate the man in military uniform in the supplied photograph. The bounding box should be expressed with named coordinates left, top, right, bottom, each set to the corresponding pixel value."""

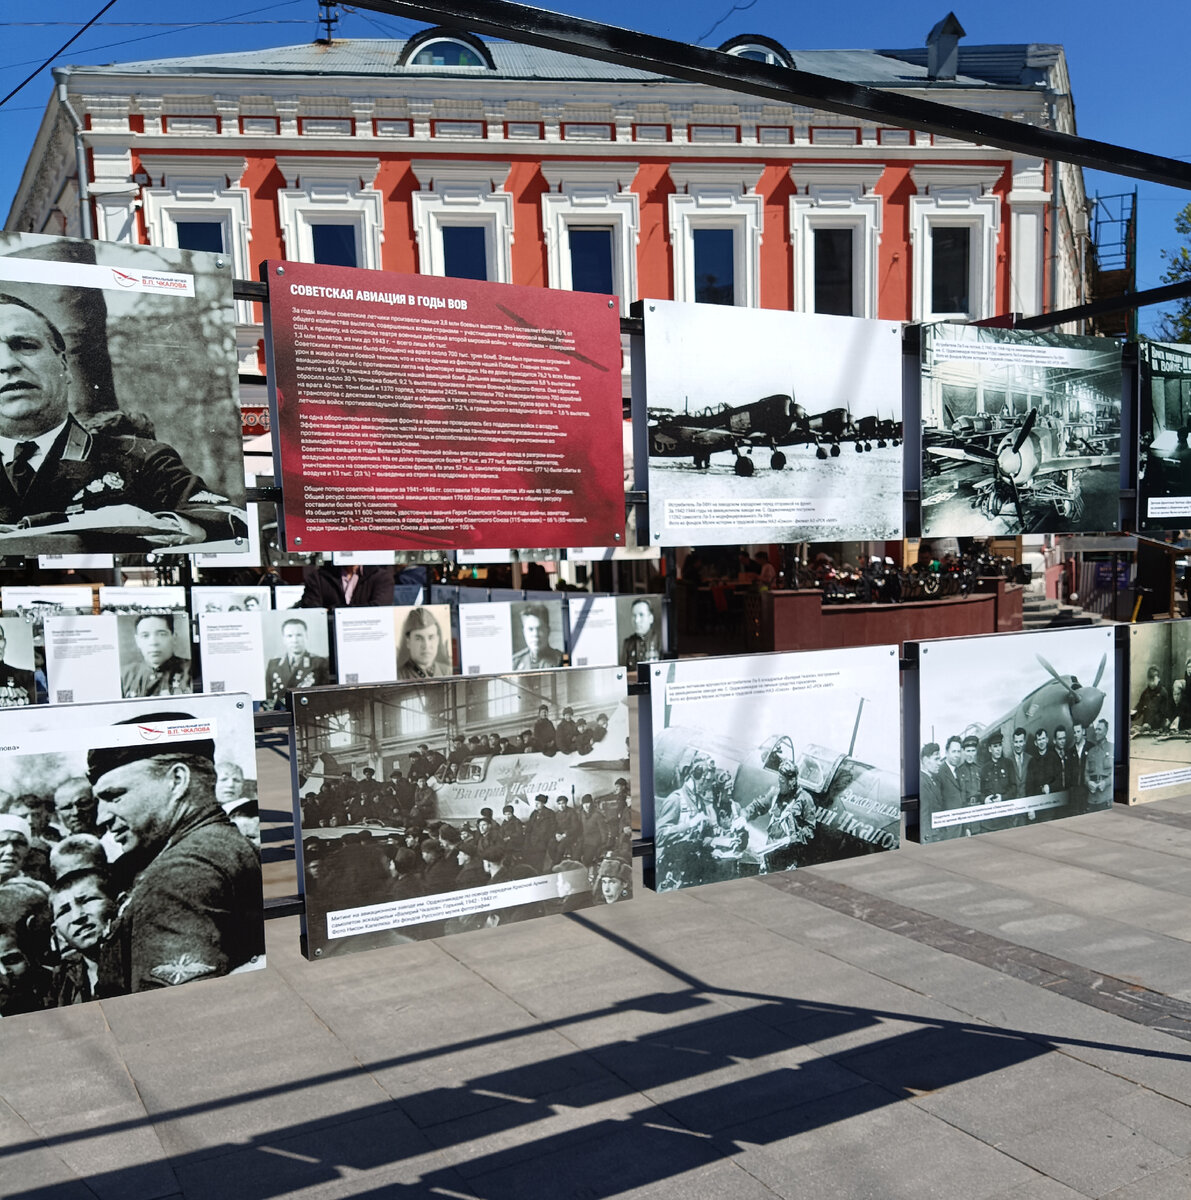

left=620, top=598, right=661, bottom=670
left=0, top=623, right=33, bottom=707
left=265, top=617, right=330, bottom=704
left=1085, top=718, right=1113, bottom=810
left=958, top=736, right=982, bottom=805
left=120, top=614, right=192, bottom=698
left=1134, top=666, right=1173, bottom=731
left=741, top=761, right=817, bottom=871
left=89, top=714, right=264, bottom=995
left=0, top=294, right=246, bottom=547
left=397, top=608, right=449, bottom=680
left=511, top=604, right=563, bottom=671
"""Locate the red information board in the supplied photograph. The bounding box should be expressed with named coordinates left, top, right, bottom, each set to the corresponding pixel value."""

left=265, top=262, right=625, bottom=551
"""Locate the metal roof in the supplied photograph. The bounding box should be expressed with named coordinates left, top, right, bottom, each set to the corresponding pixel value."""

left=69, top=38, right=1057, bottom=90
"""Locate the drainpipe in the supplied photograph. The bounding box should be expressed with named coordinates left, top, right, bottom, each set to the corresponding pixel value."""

left=53, top=67, right=92, bottom=239
left=1047, top=92, right=1060, bottom=326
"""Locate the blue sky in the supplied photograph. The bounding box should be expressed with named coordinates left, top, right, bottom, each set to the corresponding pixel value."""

left=2, top=0, right=1187, bottom=333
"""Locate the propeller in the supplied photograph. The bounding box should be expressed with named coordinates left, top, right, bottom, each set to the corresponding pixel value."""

left=1036, top=654, right=1079, bottom=702
left=1093, top=652, right=1106, bottom=689
left=1011, top=409, right=1037, bottom=456
left=967, top=444, right=998, bottom=461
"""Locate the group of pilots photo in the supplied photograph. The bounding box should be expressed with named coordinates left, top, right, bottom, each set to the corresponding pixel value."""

left=915, top=625, right=1116, bottom=841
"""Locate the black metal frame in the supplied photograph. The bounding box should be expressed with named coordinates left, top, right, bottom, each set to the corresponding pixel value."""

left=351, top=0, right=1191, bottom=190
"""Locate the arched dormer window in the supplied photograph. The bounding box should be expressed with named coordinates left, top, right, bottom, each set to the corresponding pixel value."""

left=716, top=34, right=794, bottom=69
left=399, top=27, right=494, bottom=69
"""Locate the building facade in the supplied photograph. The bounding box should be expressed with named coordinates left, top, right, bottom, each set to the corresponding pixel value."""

left=6, top=22, right=1089, bottom=381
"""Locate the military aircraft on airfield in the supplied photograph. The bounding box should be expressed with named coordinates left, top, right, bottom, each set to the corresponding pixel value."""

left=648, top=393, right=895, bottom=474
left=925, top=408, right=1119, bottom=530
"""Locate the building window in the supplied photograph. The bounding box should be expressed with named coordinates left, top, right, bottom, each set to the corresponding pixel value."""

left=789, top=166, right=883, bottom=318
left=716, top=35, right=795, bottom=69
left=410, top=161, right=513, bottom=283
left=276, top=156, right=383, bottom=271
left=813, top=227, right=854, bottom=316
left=140, top=154, right=252, bottom=322
left=568, top=227, right=614, bottom=295
left=668, top=164, right=764, bottom=308
left=692, top=228, right=735, bottom=305
left=398, top=28, right=495, bottom=69
left=540, top=163, right=639, bottom=312
left=174, top=220, right=225, bottom=255
left=412, top=40, right=484, bottom=67
left=909, top=165, right=1003, bottom=321
left=310, top=223, right=359, bottom=268
left=442, top=225, right=488, bottom=280
left=931, top=226, right=971, bottom=315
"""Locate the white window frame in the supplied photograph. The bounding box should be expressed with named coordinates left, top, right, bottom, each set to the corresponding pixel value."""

left=667, top=163, right=764, bottom=307
left=789, top=165, right=883, bottom=317
left=141, top=154, right=252, bottom=320
left=540, top=162, right=639, bottom=313
left=909, top=165, right=1003, bottom=322
left=410, top=160, right=513, bottom=283
left=276, top=156, right=383, bottom=271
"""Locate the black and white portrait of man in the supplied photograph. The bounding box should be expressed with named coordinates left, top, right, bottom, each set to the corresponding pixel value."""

left=0, top=233, right=247, bottom=553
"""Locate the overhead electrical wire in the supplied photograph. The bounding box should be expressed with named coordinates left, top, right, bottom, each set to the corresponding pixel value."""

left=0, top=0, right=120, bottom=108
left=0, top=1, right=307, bottom=88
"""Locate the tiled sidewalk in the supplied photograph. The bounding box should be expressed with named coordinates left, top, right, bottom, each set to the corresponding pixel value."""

left=5, top=800, right=1191, bottom=1199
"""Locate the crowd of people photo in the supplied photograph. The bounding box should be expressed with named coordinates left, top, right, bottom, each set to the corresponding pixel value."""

left=0, top=728, right=264, bottom=1016
left=298, top=709, right=634, bottom=948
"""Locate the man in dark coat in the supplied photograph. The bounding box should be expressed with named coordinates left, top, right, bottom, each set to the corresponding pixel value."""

left=1025, top=728, right=1060, bottom=798
left=522, top=793, right=556, bottom=873
left=0, top=294, right=246, bottom=547
left=299, top=563, right=395, bottom=608
left=89, top=717, right=263, bottom=995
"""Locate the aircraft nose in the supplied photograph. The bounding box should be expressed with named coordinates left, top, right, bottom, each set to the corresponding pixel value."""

left=1072, top=688, right=1104, bottom=730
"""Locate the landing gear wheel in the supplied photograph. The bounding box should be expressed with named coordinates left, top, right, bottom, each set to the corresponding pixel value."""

left=770, top=451, right=787, bottom=470
left=830, top=444, right=841, bottom=458
left=734, top=456, right=755, bottom=477
left=816, top=446, right=828, bottom=460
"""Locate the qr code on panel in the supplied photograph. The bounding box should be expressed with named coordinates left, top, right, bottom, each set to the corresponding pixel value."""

left=56, top=690, right=73, bottom=704
left=346, top=673, right=358, bottom=684
left=209, top=681, right=226, bottom=693
left=575, top=657, right=587, bottom=666
left=468, top=665, right=481, bottom=675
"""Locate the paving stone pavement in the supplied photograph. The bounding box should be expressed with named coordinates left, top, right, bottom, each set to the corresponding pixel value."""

left=6, top=794, right=1191, bottom=1199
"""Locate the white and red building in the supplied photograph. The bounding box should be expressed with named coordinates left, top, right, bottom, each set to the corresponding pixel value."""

left=7, top=20, right=1089, bottom=382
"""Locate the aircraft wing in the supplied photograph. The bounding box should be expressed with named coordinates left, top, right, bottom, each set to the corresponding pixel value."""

left=926, top=446, right=995, bottom=466
left=1036, top=453, right=1119, bottom=474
